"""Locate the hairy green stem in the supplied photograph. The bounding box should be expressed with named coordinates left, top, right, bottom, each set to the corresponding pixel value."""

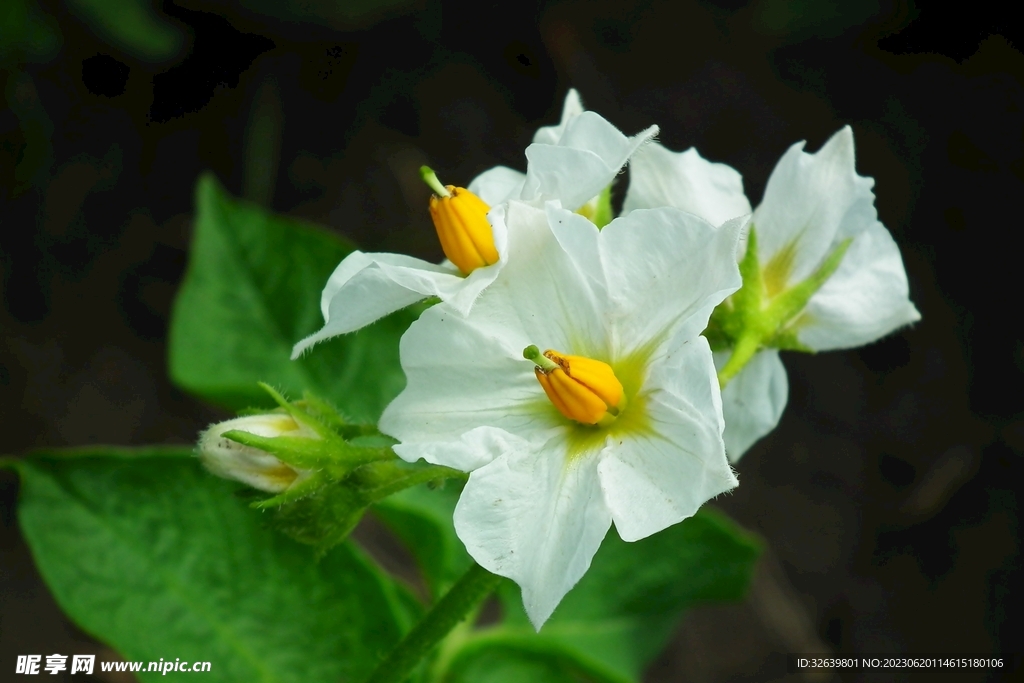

left=364, top=563, right=502, bottom=683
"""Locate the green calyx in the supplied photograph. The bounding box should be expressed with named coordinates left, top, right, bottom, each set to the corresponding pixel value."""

left=576, top=184, right=614, bottom=229
left=220, top=383, right=465, bottom=555
left=708, top=226, right=852, bottom=387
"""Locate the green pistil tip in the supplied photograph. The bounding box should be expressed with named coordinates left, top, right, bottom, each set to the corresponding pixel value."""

left=523, top=345, right=558, bottom=372
left=420, top=166, right=451, bottom=197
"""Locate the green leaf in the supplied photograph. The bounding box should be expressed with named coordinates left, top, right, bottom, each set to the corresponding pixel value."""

left=0, top=0, right=62, bottom=64
left=445, top=510, right=761, bottom=683
left=65, top=0, right=186, bottom=63
left=8, top=447, right=415, bottom=682
left=169, top=173, right=416, bottom=422
left=176, top=0, right=422, bottom=32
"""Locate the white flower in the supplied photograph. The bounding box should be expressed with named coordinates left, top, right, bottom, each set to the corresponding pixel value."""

left=198, top=414, right=317, bottom=492
left=291, top=97, right=656, bottom=358
left=624, top=126, right=920, bottom=460
left=380, top=199, right=744, bottom=628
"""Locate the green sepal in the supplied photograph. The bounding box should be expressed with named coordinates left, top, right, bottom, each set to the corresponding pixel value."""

left=258, top=458, right=466, bottom=556
left=708, top=226, right=852, bottom=386
left=256, top=381, right=347, bottom=442
left=262, top=477, right=376, bottom=555
left=297, top=391, right=378, bottom=439
left=592, top=184, right=614, bottom=229
left=705, top=226, right=765, bottom=349
left=219, top=429, right=389, bottom=472
left=210, top=384, right=466, bottom=554
left=763, top=237, right=852, bottom=348
left=575, top=183, right=615, bottom=229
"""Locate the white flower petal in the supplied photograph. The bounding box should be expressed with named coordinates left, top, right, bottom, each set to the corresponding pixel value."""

left=753, top=126, right=877, bottom=285
left=622, top=142, right=753, bottom=226
left=796, top=221, right=921, bottom=351
left=454, top=440, right=612, bottom=629
left=292, top=206, right=510, bottom=358
left=533, top=89, right=585, bottom=145
left=379, top=301, right=562, bottom=460
left=714, top=349, right=788, bottom=462
left=468, top=166, right=526, bottom=206
left=596, top=208, right=744, bottom=356
left=472, top=202, right=608, bottom=355
left=393, top=425, right=533, bottom=472
left=522, top=112, right=658, bottom=211
left=292, top=252, right=452, bottom=357
left=599, top=338, right=736, bottom=541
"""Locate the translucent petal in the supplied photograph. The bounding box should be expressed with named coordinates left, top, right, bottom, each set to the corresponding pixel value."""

left=533, top=89, right=585, bottom=145
left=623, top=142, right=753, bottom=227
left=797, top=221, right=921, bottom=351
left=468, top=165, right=526, bottom=206
left=753, top=126, right=877, bottom=286
left=522, top=112, right=658, bottom=211
left=292, top=208, right=509, bottom=358
left=714, top=349, right=788, bottom=462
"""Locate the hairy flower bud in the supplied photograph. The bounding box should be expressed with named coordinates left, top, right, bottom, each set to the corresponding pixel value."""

left=198, top=414, right=318, bottom=492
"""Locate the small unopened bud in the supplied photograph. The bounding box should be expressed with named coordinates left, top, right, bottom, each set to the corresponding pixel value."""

left=524, top=345, right=625, bottom=427
left=198, top=414, right=318, bottom=492
left=420, top=166, right=498, bottom=275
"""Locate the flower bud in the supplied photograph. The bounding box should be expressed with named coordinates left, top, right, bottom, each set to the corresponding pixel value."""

left=198, top=414, right=318, bottom=492
left=524, top=345, right=625, bottom=427
left=421, top=166, right=498, bottom=275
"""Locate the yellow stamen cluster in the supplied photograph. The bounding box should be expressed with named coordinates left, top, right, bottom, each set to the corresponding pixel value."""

left=421, top=166, right=498, bottom=275
left=525, top=346, right=625, bottom=427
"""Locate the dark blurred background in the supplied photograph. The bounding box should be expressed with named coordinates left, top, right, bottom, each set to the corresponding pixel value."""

left=1, top=0, right=1021, bottom=681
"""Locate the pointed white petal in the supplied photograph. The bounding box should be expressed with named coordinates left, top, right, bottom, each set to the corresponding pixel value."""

left=468, top=166, right=526, bottom=206
left=753, top=126, right=877, bottom=285
left=714, top=349, right=788, bottom=462
left=292, top=252, right=452, bottom=358
left=623, top=142, right=753, bottom=226
left=290, top=252, right=504, bottom=358
left=533, top=89, right=585, bottom=145
left=796, top=221, right=921, bottom=351
left=522, top=112, right=658, bottom=211
left=599, top=338, right=736, bottom=541
left=292, top=206, right=510, bottom=358
left=454, top=440, right=612, bottom=629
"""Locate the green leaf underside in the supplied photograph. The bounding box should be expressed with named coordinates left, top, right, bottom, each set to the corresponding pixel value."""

left=169, top=174, right=416, bottom=422
left=380, top=481, right=760, bottom=683
left=8, top=448, right=415, bottom=683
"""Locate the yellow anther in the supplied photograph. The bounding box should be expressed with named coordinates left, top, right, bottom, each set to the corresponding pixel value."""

left=524, top=345, right=625, bottom=426
left=421, top=166, right=498, bottom=275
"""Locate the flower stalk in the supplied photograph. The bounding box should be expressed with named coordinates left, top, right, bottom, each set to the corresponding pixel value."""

left=364, top=562, right=502, bottom=683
